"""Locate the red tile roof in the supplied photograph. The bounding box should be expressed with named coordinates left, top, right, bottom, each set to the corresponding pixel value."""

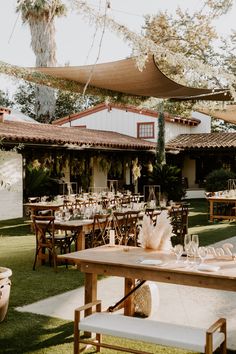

left=0, top=120, right=156, bottom=150
left=167, top=133, right=236, bottom=149
left=52, top=102, right=200, bottom=127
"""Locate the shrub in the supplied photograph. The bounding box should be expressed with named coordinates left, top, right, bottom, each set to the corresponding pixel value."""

left=149, top=163, right=186, bottom=202
left=205, top=168, right=236, bottom=192
left=24, top=165, right=58, bottom=199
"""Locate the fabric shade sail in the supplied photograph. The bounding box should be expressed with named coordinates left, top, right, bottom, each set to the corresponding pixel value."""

left=197, top=105, right=236, bottom=124
left=30, top=56, right=231, bottom=101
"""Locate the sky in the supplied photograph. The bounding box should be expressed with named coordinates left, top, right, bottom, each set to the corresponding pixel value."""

left=0, top=0, right=236, bottom=93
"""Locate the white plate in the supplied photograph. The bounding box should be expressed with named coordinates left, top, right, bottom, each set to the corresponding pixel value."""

left=197, top=264, right=220, bottom=272
left=139, top=259, right=162, bottom=266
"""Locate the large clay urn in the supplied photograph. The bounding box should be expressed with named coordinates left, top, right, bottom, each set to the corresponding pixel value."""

left=0, top=267, right=12, bottom=322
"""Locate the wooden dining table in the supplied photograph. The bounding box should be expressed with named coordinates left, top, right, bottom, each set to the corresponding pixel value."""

left=206, top=196, right=236, bottom=222
left=24, top=202, right=64, bottom=216
left=58, top=245, right=236, bottom=317
left=54, top=219, right=94, bottom=251
left=30, top=218, right=95, bottom=252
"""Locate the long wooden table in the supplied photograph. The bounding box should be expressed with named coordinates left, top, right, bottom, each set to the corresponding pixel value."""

left=24, top=202, right=64, bottom=216
left=59, top=245, right=236, bottom=316
left=30, top=218, right=94, bottom=252
left=206, top=196, right=236, bottom=222
left=54, top=219, right=94, bottom=251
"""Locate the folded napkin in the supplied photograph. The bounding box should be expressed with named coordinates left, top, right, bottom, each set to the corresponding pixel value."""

left=139, top=259, right=163, bottom=266
left=197, top=264, right=220, bottom=272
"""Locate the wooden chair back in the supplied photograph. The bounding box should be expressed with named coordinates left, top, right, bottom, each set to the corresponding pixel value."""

left=169, top=205, right=189, bottom=245
left=31, top=215, right=57, bottom=270
left=89, top=213, right=111, bottom=248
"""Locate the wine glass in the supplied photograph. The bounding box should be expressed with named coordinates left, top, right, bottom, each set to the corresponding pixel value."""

left=184, top=234, right=192, bottom=265
left=64, top=210, right=71, bottom=221
left=173, top=244, right=183, bottom=263
left=191, top=234, right=199, bottom=263
left=54, top=210, right=62, bottom=221
left=198, top=246, right=208, bottom=264
left=191, top=234, right=199, bottom=248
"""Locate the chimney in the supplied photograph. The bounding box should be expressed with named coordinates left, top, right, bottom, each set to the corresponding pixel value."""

left=0, top=107, right=11, bottom=122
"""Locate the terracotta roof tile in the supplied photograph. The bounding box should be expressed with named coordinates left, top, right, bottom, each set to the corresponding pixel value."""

left=167, top=133, right=236, bottom=149
left=0, top=120, right=155, bottom=150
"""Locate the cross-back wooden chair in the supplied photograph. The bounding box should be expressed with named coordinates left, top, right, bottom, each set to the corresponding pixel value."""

left=112, top=211, right=140, bottom=246
left=32, top=215, right=57, bottom=271
left=101, top=197, right=110, bottom=209
left=125, top=210, right=141, bottom=246
left=169, top=205, right=189, bottom=245
left=120, top=196, right=131, bottom=208
left=145, top=208, right=161, bottom=226
left=88, top=213, right=112, bottom=248
left=112, top=211, right=128, bottom=245
left=32, top=215, right=74, bottom=270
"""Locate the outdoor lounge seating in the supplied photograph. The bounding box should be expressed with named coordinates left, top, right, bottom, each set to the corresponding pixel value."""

left=74, top=300, right=227, bottom=354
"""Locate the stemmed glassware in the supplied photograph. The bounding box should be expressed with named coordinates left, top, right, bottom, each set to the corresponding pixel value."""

left=173, top=244, right=183, bottom=263
left=191, top=234, right=199, bottom=248
left=184, top=234, right=199, bottom=266
left=198, top=246, right=208, bottom=264
left=191, top=234, right=199, bottom=263
left=184, top=234, right=192, bottom=265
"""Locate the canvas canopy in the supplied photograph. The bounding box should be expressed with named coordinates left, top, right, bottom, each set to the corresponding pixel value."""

left=31, top=56, right=231, bottom=101
left=197, top=105, right=236, bottom=124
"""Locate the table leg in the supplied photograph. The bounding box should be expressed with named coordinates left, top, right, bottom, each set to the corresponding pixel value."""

left=84, top=272, right=97, bottom=338
left=124, top=278, right=135, bottom=316
left=209, top=200, right=214, bottom=222
left=84, top=273, right=97, bottom=317
left=76, top=229, right=85, bottom=251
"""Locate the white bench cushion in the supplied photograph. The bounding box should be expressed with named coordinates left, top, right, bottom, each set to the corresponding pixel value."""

left=79, top=313, right=225, bottom=353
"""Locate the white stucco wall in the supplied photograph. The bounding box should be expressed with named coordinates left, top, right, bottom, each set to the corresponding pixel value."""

left=182, top=156, right=197, bottom=189
left=0, top=151, right=23, bottom=220
left=61, top=108, right=210, bottom=142
left=191, top=112, right=211, bottom=133
left=91, top=159, right=107, bottom=191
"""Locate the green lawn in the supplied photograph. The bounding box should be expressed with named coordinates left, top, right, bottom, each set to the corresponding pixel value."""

left=0, top=200, right=235, bottom=353
left=188, top=199, right=236, bottom=246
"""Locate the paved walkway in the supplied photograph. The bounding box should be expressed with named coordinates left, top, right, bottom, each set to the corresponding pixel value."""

left=16, top=237, right=236, bottom=350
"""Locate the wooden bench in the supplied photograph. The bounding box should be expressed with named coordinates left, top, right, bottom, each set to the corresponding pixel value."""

left=74, top=300, right=227, bottom=354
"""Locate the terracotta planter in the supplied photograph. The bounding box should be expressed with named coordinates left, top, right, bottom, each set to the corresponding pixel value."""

left=0, top=267, right=12, bottom=322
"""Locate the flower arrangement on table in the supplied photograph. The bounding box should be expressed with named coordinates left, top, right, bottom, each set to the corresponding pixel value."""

left=138, top=210, right=173, bottom=251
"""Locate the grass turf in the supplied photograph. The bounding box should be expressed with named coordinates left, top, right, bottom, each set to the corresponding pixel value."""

left=0, top=199, right=235, bottom=353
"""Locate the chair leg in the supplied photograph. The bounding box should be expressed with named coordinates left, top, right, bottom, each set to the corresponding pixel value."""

left=33, top=248, right=40, bottom=270
left=52, top=251, right=57, bottom=272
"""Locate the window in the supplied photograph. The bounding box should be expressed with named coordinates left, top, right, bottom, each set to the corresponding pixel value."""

left=137, top=122, right=154, bottom=139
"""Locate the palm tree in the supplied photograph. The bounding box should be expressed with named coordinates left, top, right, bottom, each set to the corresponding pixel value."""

left=17, top=0, right=66, bottom=123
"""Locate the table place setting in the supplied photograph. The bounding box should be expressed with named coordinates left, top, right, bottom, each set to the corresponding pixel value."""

left=136, top=215, right=236, bottom=273
left=196, top=263, right=221, bottom=272
left=138, top=259, right=163, bottom=266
